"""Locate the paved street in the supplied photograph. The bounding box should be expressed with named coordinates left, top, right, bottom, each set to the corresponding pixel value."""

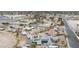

left=63, top=17, right=79, bottom=48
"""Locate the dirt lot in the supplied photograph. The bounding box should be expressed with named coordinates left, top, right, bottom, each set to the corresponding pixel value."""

left=0, top=31, right=17, bottom=48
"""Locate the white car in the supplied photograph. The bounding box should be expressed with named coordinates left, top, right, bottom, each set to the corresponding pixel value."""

left=48, top=44, right=58, bottom=48
left=48, top=45, right=58, bottom=48
left=21, top=46, right=28, bottom=48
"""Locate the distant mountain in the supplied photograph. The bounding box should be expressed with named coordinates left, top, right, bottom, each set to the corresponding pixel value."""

left=0, top=16, right=9, bottom=20
left=0, top=11, right=79, bottom=15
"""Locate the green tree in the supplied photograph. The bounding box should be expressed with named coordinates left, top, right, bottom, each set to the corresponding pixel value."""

left=31, top=42, right=37, bottom=48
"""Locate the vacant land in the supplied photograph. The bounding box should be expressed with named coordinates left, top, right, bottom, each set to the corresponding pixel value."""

left=0, top=31, right=17, bottom=48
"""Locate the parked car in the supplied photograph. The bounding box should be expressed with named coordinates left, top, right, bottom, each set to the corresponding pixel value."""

left=48, top=43, right=58, bottom=48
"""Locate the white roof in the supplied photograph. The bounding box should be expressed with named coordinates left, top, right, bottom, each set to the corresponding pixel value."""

left=24, top=27, right=32, bottom=30
left=21, top=31, right=27, bottom=35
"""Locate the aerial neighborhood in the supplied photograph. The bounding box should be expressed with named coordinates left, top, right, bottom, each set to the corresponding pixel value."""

left=0, top=11, right=79, bottom=48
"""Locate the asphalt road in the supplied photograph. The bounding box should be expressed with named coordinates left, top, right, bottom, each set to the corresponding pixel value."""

left=63, top=17, right=79, bottom=48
